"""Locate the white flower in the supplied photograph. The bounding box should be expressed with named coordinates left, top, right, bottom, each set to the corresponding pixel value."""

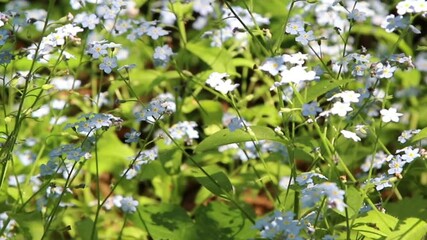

left=283, top=52, right=308, bottom=65
left=51, top=75, right=81, bottom=90
left=206, top=72, right=239, bottom=95
left=380, top=108, right=403, bottom=123
left=193, top=0, right=214, bottom=16
left=400, top=147, right=420, bottom=163
left=415, top=52, right=427, bottom=72
left=398, top=130, right=413, bottom=143
left=259, top=56, right=285, bottom=76
left=82, top=14, right=100, bottom=30
left=396, top=1, right=417, bottom=15
left=330, top=102, right=353, bottom=117
left=295, top=30, right=315, bottom=45
left=153, top=45, right=173, bottom=61
left=376, top=63, right=397, bottom=79
left=214, top=79, right=239, bottom=95
left=348, top=9, right=366, bottom=22
left=115, top=196, right=139, bottom=214
left=279, top=65, right=316, bottom=84
left=381, top=14, right=408, bottom=33
left=328, top=90, right=360, bottom=104
left=206, top=72, right=229, bottom=86
left=341, top=130, right=361, bottom=142
left=286, top=19, right=305, bottom=35
left=99, top=57, right=118, bottom=74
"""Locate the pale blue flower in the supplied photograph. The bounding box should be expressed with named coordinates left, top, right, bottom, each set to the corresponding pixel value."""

left=99, top=56, right=118, bottom=74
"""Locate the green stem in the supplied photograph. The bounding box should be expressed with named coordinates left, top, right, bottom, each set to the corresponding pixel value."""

left=158, top=123, right=255, bottom=224
left=41, top=162, right=77, bottom=240
left=90, top=133, right=101, bottom=240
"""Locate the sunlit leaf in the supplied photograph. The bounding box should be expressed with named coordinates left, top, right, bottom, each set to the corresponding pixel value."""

left=191, top=165, right=233, bottom=199
left=196, top=126, right=288, bottom=152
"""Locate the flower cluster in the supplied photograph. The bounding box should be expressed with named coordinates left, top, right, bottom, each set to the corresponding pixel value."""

left=86, top=40, right=122, bottom=73
left=153, top=45, right=174, bottom=67
left=163, top=121, right=199, bottom=145
left=260, top=52, right=317, bottom=96
left=121, top=147, right=158, bottom=180
left=254, top=210, right=336, bottom=240
left=25, top=23, right=83, bottom=63
left=65, top=113, right=123, bottom=135
left=206, top=72, right=239, bottom=95
left=134, top=94, right=176, bottom=123
left=0, top=212, right=17, bottom=239
left=294, top=172, right=346, bottom=212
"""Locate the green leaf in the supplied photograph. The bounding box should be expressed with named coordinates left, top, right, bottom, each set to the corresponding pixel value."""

left=75, top=218, right=98, bottom=240
left=388, top=218, right=427, bottom=240
left=191, top=165, right=233, bottom=199
left=242, top=105, right=282, bottom=126
left=130, top=204, right=197, bottom=239
left=88, top=131, right=134, bottom=174
left=152, top=175, right=173, bottom=202
left=187, top=41, right=236, bottom=74
left=408, top=127, right=427, bottom=144
left=350, top=210, right=399, bottom=239
left=129, top=70, right=180, bottom=95
left=139, top=161, right=168, bottom=180
left=351, top=25, right=413, bottom=56
left=395, top=69, right=421, bottom=88
left=194, top=201, right=257, bottom=239
left=13, top=211, right=44, bottom=240
left=339, top=186, right=363, bottom=218
left=157, top=139, right=183, bottom=175
left=294, top=78, right=354, bottom=107
left=385, top=196, right=427, bottom=221
left=198, top=100, right=223, bottom=126
left=196, top=126, right=287, bottom=152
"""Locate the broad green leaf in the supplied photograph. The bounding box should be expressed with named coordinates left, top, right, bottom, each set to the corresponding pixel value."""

left=181, top=96, right=200, bottom=113
left=152, top=175, right=173, bottom=203
left=395, top=69, right=421, bottom=88
left=13, top=211, right=44, bottom=240
left=350, top=210, right=399, bottom=238
left=129, top=70, right=180, bottom=95
left=130, top=204, right=197, bottom=239
left=196, top=126, right=288, bottom=152
left=385, top=196, right=427, bottom=221
left=75, top=218, right=98, bottom=240
left=157, top=139, right=183, bottom=175
left=139, top=161, right=168, bottom=180
left=242, top=105, right=282, bottom=126
left=408, top=127, right=427, bottom=144
left=121, top=226, right=147, bottom=239
left=351, top=224, right=387, bottom=239
left=388, top=218, right=427, bottom=240
left=294, top=79, right=354, bottom=107
left=187, top=41, right=236, bottom=74
left=88, top=131, right=134, bottom=174
left=191, top=165, right=233, bottom=199
left=194, top=201, right=257, bottom=239
left=337, top=186, right=363, bottom=218
left=198, top=100, right=223, bottom=126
